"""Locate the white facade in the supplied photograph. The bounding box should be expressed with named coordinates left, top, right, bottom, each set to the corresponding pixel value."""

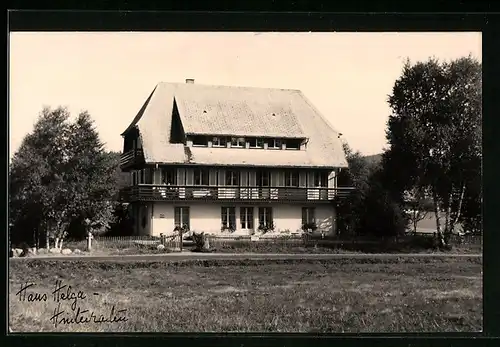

left=134, top=202, right=337, bottom=237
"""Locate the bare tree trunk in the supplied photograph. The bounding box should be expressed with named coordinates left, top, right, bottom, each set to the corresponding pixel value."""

left=450, top=183, right=466, bottom=234
left=45, top=227, right=50, bottom=250
left=432, top=186, right=444, bottom=248
left=444, top=186, right=453, bottom=234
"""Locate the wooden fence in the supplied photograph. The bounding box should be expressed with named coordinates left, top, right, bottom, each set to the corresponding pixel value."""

left=64, top=235, right=182, bottom=251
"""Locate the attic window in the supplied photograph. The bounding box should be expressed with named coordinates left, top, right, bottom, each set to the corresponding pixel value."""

left=212, top=136, right=227, bottom=147
left=286, top=139, right=302, bottom=150
left=248, top=137, right=264, bottom=148
left=268, top=138, right=282, bottom=149
left=231, top=137, right=245, bottom=148
left=192, top=135, right=208, bottom=147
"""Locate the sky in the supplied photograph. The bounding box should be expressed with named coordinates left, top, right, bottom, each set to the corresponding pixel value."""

left=9, top=32, right=481, bottom=158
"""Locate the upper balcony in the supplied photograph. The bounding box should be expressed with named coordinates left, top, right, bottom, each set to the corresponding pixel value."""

left=120, top=149, right=145, bottom=170
left=119, top=185, right=354, bottom=204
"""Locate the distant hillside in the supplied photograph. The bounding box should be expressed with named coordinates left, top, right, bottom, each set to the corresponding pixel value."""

left=363, top=153, right=383, bottom=167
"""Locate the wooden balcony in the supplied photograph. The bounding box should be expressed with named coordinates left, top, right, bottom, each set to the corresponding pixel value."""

left=119, top=185, right=354, bottom=203
left=120, top=149, right=144, bottom=170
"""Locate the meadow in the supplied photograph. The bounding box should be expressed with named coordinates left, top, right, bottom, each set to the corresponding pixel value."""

left=9, top=256, right=482, bottom=333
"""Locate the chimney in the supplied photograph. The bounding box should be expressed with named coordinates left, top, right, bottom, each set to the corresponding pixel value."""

left=185, top=78, right=195, bottom=84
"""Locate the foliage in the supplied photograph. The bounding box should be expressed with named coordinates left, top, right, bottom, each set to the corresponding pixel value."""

left=336, top=143, right=407, bottom=238
left=384, top=56, right=482, bottom=244
left=257, top=221, right=275, bottom=234
left=9, top=107, right=120, bottom=247
left=301, top=222, right=318, bottom=232
left=221, top=221, right=236, bottom=233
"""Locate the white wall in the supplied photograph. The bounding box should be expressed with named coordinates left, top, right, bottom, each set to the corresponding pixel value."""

left=149, top=202, right=337, bottom=236
left=273, top=205, right=303, bottom=232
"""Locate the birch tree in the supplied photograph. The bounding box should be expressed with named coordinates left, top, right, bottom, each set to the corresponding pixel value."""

left=385, top=56, right=481, bottom=247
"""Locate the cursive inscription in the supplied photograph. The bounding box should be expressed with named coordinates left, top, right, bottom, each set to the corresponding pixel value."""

left=15, top=279, right=129, bottom=328
left=49, top=302, right=128, bottom=328
left=16, top=282, right=48, bottom=302
left=52, top=280, right=86, bottom=310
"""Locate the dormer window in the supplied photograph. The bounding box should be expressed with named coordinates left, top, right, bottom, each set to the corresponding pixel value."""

left=248, top=137, right=264, bottom=148
left=231, top=137, right=246, bottom=148
left=286, top=139, right=302, bottom=150
left=192, top=135, right=208, bottom=147
left=212, top=136, right=227, bottom=147
left=268, top=138, right=282, bottom=149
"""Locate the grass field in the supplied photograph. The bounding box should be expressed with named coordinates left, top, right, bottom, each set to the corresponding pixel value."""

left=9, top=257, right=482, bottom=333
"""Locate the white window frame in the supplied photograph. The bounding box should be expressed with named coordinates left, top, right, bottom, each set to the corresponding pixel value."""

left=240, top=207, right=254, bottom=229
left=212, top=136, right=227, bottom=147
left=248, top=137, right=264, bottom=148
left=221, top=207, right=236, bottom=229
left=268, top=138, right=282, bottom=149
left=231, top=137, right=246, bottom=148
left=258, top=207, right=273, bottom=227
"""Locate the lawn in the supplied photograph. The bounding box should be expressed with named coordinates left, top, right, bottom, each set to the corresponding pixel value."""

left=9, top=257, right=482, bottom=333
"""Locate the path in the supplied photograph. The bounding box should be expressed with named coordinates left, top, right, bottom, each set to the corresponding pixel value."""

left=10, top=252, right=482, bottom=262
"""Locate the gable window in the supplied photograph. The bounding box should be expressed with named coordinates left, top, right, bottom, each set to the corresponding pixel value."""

left=248, top=137, right=264, bottom=148
left=161, top=168, right=177, bottom=185
left=212, top=136, right=227, bottom=147
left=285, top=171, right=299, bottom=187
left=192, top=135, right=208, bottom=146
left=258, top=207, right=273, bottom=228
left=221, top=207, right=236, bottom=230
left=225, top=170, right=239, bottom=186
left=302, top=207, right=315, bottom=225
left=286, top=139, right=302, bottom=150
left=174, top=207, right=190, bottom=230
left=268, top=138, right=282, bottom=149
left=194, top=168, right=209, bottom=186
left=314, top=172, right=328, bottom=187
left=231, top=137, right=246, bottom=148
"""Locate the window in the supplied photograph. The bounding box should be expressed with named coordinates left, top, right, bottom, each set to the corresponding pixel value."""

left=257, top=170, right=270, bottom=187
left=268, top=138, right=282, bottom=149
left=194, top=168, right=209, bottom=186
left=161, top=169, right=177, bottom=185
left=225, top=170, right=239, bottom=186
left=174, top=207, right=190, bottom=229
left=231, top=137, right=246, bottom=148
left=241, top=207, right=254, bottom=229
left=258, top=207, right=273, bottom=228
left=314, top=172, right=328, bottom=187
left=192, top=135, right=208, bottom=146
left=221, top=207, right=236, bottom=230
left=285, top=171, right=299, bottom=187
left=248, top=137, right=264, bottom=148
left=286, top=139, right=302, bottom=150
left=212, top=136, right=227, bottom=147
left=132, top=171, right=138, bottom=185
left=302, top=207, right=316, bottom=225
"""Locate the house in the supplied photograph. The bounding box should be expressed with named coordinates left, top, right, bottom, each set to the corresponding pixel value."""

left=119, top=79, right=352, bottom=237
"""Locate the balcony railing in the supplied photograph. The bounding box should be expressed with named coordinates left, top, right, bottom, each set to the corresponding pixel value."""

left=120, top=185, right=355, bottom=203
left=120, top=149, right=144, bottom=169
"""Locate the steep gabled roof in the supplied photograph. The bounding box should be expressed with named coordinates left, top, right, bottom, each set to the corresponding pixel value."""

left=122, top=82, right=348, bottom=168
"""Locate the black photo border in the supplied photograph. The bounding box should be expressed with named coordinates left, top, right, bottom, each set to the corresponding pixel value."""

left=5, top=8, right=499, bottom=347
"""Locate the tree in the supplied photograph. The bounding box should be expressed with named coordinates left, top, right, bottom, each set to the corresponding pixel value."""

left=385, top=56, right=482, bottom=246
left=337, top=143, right=407, bottom=238
left=9, top=107, right=120, bottom=249
left=10, top=107, right=73, bottom=249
